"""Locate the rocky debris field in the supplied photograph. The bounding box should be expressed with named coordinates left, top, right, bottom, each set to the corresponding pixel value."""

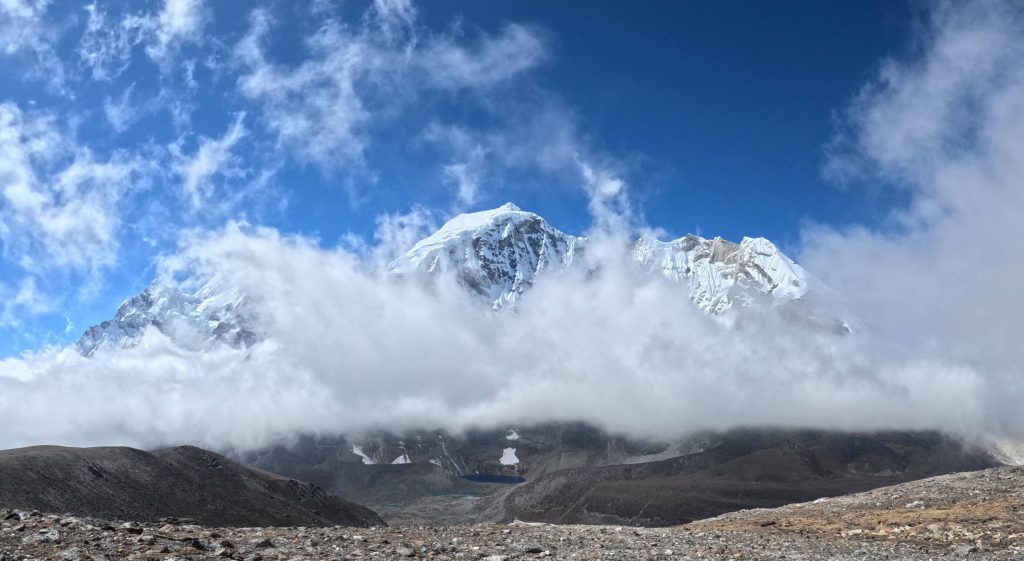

left=2, top=466, right=1023, bottom=561
left=692, top=465, right=1024, bottom=559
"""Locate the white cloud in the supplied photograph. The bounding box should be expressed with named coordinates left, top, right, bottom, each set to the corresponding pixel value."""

left=369, top=0, right=417, bottom=44
left=0, top=276, right=51, bottom=327
left=0, top=220, right=1007, bottom=451
left=442, top=150, right=485, bottom=208
left=78, top=0, right=206, bottom=80
left=77, top=3, right=142, bottom=81
left=0, top=0, right=66, bottom=89
left=0, top=0, right=49, bottom=55
left=0, top=103, right=140, bottom=283
left=102, top=84, right=141, bottom=132
left=234, top=11, right=373, bottom=169
left=576, top=156, right=631, bottom=234
left=233, top=3, right=548, bottom=175
left=367, top=206, right=437, bottom=266
left=420, top=23, right=547, bottom=90
left=425, top=100, right=635, bottom=230
left=148, top=0, right=205, bottom=63
left=803, top=0, right=1024, bottom=421
left=422, top=124, right=487, bottom=207
left=172, top=113, right=248, bottom=209
left=6, top=0, right=1021, bottom=453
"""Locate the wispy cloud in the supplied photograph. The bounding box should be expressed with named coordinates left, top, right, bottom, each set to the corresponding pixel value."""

left=0, top=103, right=143, bottom=294
left=148, top=0, right=206, bottom=64
left=172, top=113, right=248, bottom=210
left=0, top=0, right=66, bottom=89
left=78, top=0, right=206, bottom=81
left=425, top=99, right=635, bottom=231
left=0, top=277, right=52, bottom=328
left=419, top=23, right=547, bottom=90
left=0, top=0, right=50, bottom=55
left=233, top=9, right=373, bottom=170
left=804, top=0, right=1024, bottom=422
left=233, top=2, right=548, bottom=177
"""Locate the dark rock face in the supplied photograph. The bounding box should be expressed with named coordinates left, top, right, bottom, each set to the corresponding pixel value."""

left=239, top=425, right=996, bottom=527
left=0, top=445, right=384, bottom=527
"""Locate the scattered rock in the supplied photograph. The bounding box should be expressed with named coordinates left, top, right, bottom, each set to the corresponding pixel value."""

left=119, top=522, right=143, bottom=535
left=519, top=541, right=544, bottom=554
left=22, top=528, right=60, bottom=544
left=0, top=466, right=1022, bottom=561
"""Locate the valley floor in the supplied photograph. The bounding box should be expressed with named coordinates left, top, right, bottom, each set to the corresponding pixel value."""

left=2, top=466, right=1022, bottom=561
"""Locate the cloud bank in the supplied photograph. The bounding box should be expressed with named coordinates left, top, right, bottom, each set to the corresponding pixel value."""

left=0, top=220, right=999, bottom=452
left=1, top=0, right=1022, bottom=453
left=804, top=0, right=1024, bottom=435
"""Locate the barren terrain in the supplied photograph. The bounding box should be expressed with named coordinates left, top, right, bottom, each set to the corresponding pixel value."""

left=2, top=466, right=1021, bottom=560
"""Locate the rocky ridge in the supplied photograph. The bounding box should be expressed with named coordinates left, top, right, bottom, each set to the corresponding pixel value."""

left=77, top=203, right=834, bottom=355
left=0, top=446, right=383, bottom=528
left=76, top=281, right=256, bottom=357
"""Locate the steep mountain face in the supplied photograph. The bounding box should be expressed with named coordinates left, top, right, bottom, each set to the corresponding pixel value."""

left=632, top=234, right=809, bottom=314
left=76, top=280, right=256, bottom=356
left=388, top=202, right=816, bottom=314
left=388, top=203, right=584, bottom=310
left=76, top=202, right=828, bottom=354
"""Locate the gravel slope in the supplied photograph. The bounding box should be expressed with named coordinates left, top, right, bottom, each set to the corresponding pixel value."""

left=2, top=466, right=1021, bottom=560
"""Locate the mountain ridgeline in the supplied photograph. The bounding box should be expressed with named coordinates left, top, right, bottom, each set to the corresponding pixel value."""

left=0, top=445, right=384, bottom=527
left=55, top=206, right=997, bottom=527
left=76, top=203, right=845, bottom=355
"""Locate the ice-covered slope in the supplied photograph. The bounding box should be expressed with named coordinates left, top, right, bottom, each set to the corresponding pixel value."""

left=632, top=234, right=809, bottom=314
left=78, top=203, right=834, bottom=355
left=76, top=280, right=256, bottom=356
left=388, top=203, right=584, bottom=309
left=389, top=203, right=812, bottom=314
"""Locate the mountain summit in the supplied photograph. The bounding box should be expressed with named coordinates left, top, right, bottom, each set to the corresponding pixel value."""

left=632, top=234, right=809, bottom=314
left=76, top=280, right=256, bottom=357
left=388, top=203, right=584, bottom=310
left=77, top=204, right=833, bottom=355
left=389, top=202, right=811, bottom=313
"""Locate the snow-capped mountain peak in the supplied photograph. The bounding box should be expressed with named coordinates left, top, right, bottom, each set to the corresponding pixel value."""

left=389, top=202, right=815, bottom=314
left=632, top=233, right=809, bottom=314
left=77, top=203, right=843, bottom=355
left=76, top=279, right=257, bottom=357
left=388, top=202, right=584, bottom=309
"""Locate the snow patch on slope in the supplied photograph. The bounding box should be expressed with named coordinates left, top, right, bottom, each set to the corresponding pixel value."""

left=352, top=445, right=376, bottom=465
left=500, top=447, right=519, bottom=465
left=391, top=453, right=411, bottom=464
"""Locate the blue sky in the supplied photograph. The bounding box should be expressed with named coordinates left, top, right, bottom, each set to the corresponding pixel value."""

left=0, top=0, right=917, bottom=355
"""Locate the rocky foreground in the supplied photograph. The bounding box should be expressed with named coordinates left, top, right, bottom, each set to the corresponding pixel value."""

left=2, top=466, right=1022, bottom=561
